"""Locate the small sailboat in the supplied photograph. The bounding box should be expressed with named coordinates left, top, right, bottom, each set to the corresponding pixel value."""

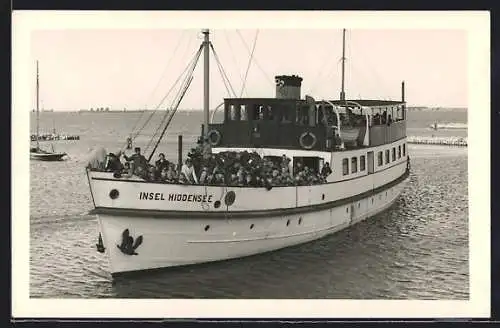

left=30, top=61, right=67, bottom=161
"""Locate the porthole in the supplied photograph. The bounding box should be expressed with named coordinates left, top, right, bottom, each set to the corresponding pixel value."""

left=204, top=225, right=210, bottom=231
left=298, top=217, right=302, bottom=225
left=322, top=194, right=325, bottom=200
left=214, top=200, right=221, bottom=208
left=250, top=224, right=254, bottom=229
left=286, top=219, right=290, bottom=226
left=109, top=189, right=119, bottom=199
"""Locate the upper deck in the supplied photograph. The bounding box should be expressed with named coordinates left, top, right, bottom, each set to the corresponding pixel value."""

left=205, top=75, right=407, bottom=152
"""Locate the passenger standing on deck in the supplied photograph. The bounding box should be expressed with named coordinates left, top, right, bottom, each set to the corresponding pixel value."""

left=122, top=147, right=148, bottom=173
left=293, top=161, right=303, bottom=176
left=181, top=158, right=198, bottom=184
left=155, top=153, right=169, bottom=172
left=199, top=167, right=208, bottom=184
left=321, top=162, right=332, bottom=178
left=105, top=152, right=123, bottom=172
left=122, top=162, right=134, bottom=178
left=202, top=137, right=212, bottom=160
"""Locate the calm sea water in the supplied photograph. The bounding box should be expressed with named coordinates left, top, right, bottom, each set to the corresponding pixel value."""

left=29, top=109, right=468, bottom=299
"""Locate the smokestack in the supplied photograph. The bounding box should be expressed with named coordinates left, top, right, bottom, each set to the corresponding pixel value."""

left=275, top=75, right=303, bottom=100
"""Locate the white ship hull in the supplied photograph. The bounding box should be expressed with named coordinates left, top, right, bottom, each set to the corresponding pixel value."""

left=97, top=176, right=407, bottom=275
left=88, top=138, right=409, bottom=275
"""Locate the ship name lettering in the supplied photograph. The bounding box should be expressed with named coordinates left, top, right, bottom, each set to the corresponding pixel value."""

left=139, top=192, right=165, bottom=200
left=166, top=193, right=213, bottom=203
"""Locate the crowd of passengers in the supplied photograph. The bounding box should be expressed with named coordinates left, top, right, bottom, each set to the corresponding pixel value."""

left=103, top=140, right=333, bottom=187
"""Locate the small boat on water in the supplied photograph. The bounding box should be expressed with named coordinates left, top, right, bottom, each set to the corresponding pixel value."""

left=30, top=61, right=67, bottom=162
left=30, top=147, right=67, bottom=161
left=429, top=122, right=467, bottom=130
left=86, top=29, right=410, bottom=276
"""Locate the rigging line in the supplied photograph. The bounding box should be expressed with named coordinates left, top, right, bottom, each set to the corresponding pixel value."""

left=154, top=44, right=203, bottom=110
left=214, top=58, right=233, bottom=98
left=125, top=32, right=187, bottom=144
left=235, top=29, right=274, bottom=87
left=145, top=46, right=203, bottom=152
left=307, top=53, right=337, bottom=95
left=145, top=62, right=197, bottom=153
left=320, top=58, right=343, bottom=97
left=147, top=75, right=194, bottom=162
left=147, top=66, right=197, bottom=161
left=211, top=44, right=237, bottom=98
left=305, top=33, right=339, bottom=96
left=132, top=51, right=196, bottom=152
left=223, top=31, right=247, bottom=97
left=132, top=44, right=204, bottom=142
left=210, top=45, right=232, bottom=98
left=143, top=30, right=195, bottom=110
left=143, top=30, right=187, bottom=109
left=348, top=32, right=390, bottom=98
left=240, top=29, right=259, bottom=98
left=210, top=42, right=237, bottom=98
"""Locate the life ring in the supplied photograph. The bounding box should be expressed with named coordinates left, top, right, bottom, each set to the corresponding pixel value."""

left=207, top=129, right=221, bottom=146
left=299, top=132, right=317, bottom=150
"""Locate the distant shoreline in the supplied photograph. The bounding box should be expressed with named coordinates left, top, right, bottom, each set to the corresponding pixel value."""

left=31, top=106, right=468, bottom=113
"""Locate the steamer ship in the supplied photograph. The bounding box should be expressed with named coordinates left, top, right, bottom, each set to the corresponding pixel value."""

left=86, top=29, right=410, bottom=276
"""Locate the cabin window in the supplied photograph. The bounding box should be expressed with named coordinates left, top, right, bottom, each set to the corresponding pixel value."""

left=385, top=149, right=390, bottom=164
left=252, top=105, right=265, bottom=120
left=266, top=105, right=274, bottom=120
left=351, top=157, right=358, bottom=173
left=392, top=147, right=396, bottom=161
left=241, top=105, right=248, bottom=121
left=230, top=105, right=238, bottom=121
left=403, top=143, right=406, bottom=156
left=342, top=158, right=349, bottom=176
left=360, top=155, right=366, bottom=171
left=378, top=151, right=383, bottom=166
left=398, top=145, right=401, bottom=158
left=317, top=106, right=324, bottom=125
left=281, top=109, right=291, bottom=123
left=296, top=104, right=309, bottom=125
left=258, top=105, right=265, bottom=120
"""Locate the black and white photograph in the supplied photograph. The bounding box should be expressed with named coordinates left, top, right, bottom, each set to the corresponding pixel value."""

left=12, top=11, right=489, bottom=318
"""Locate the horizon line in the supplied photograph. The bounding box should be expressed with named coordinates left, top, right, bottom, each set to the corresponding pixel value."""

left=29, top=105, right=468, bottom=113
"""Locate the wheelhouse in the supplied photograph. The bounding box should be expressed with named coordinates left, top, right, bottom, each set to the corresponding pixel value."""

left=205, top=75, right=407, bottom=152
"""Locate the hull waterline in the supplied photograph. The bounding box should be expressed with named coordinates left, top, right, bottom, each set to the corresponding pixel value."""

left=94, top=170, right=409, bottom=276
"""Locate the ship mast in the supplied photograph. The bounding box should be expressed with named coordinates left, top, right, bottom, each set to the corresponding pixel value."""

left=36, top=60, right=40, bottom=150
left=202, top=29, right=210, bottom=137
left=340, top=29, right=346, bottom=102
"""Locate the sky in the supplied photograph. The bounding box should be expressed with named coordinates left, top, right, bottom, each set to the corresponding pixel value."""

left=25, top=15, right=470, bottom=111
